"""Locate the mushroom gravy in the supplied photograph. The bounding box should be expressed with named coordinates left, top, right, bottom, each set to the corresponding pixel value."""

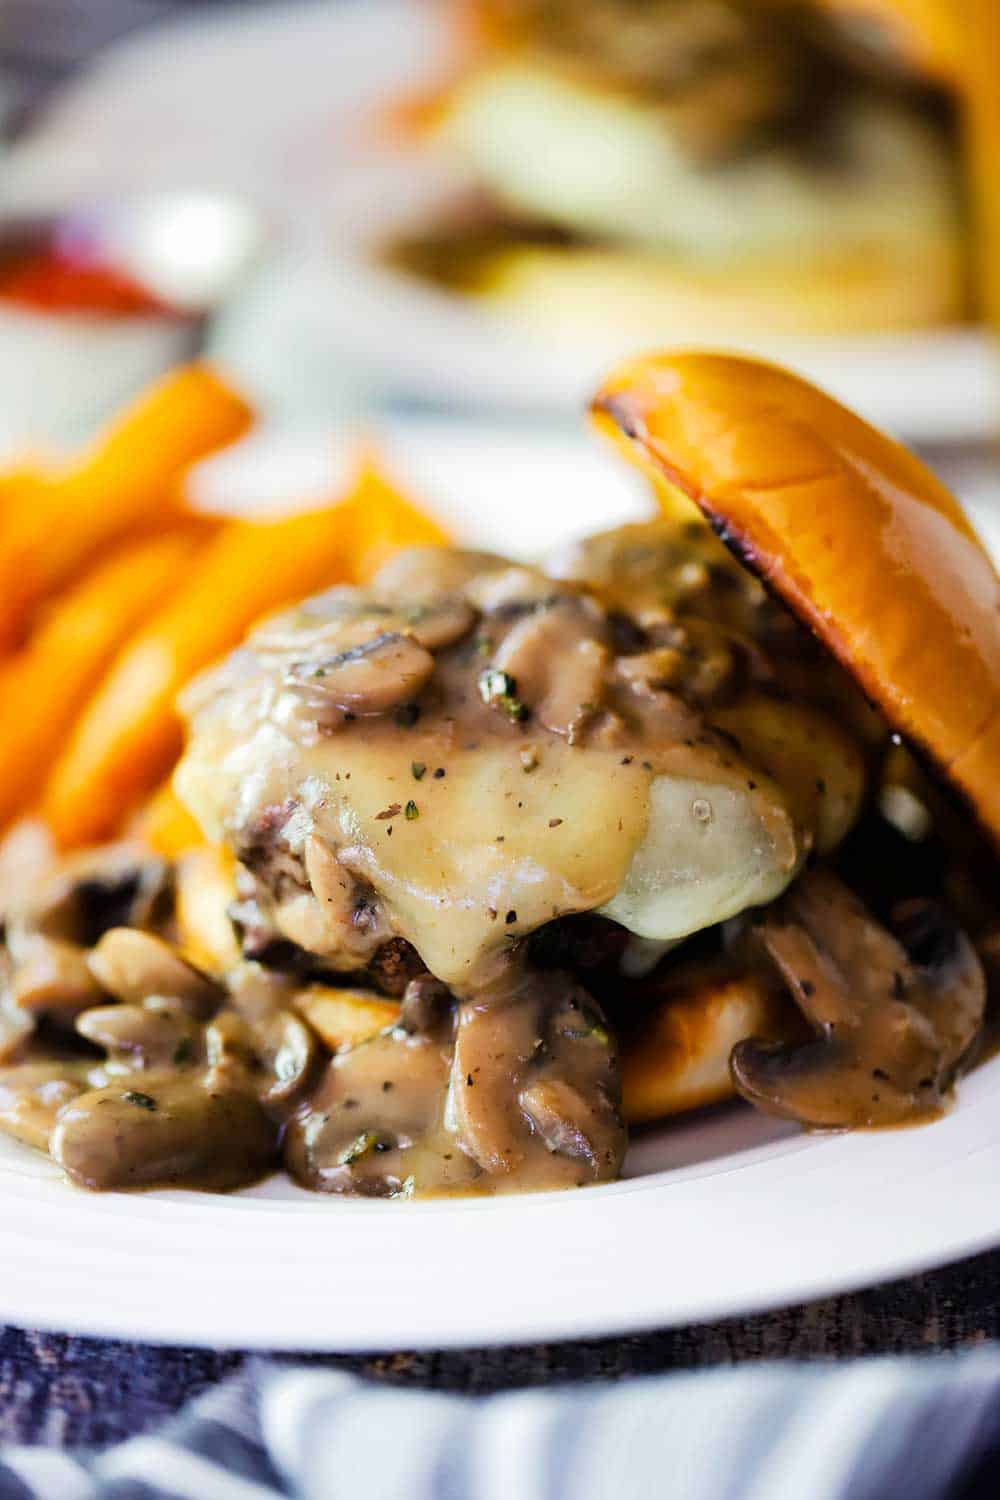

left=0, top=521, right=989, bottom=1196
left=174, top=519, right=861, bottom=1194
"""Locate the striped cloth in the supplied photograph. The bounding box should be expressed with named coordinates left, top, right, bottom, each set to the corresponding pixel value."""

left=2, top=1350, right=1000, bottom=1499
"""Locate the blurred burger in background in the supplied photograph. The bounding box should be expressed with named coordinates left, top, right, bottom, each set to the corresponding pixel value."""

left=387, top=0, right=987, bottom=339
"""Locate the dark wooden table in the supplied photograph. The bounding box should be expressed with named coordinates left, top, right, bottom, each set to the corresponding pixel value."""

left=4, top=1247, right=1000, bottom=1446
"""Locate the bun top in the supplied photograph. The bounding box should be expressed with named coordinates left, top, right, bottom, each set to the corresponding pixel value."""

left=592, top=350, right=1000, bottom=842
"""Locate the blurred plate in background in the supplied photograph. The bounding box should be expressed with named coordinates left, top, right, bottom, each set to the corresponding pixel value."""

left=5, top=0, right=998, bottom=442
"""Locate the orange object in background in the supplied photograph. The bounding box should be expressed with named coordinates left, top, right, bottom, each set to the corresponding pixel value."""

left=0, top=362, right=252, bottom=650
left=42, top=499, right=363, bottom=847
left=350, top=459, right=451, bottom=580
left=965, top=0, right=1000, bottom=336
left=0, top=527, right=207, bottom=833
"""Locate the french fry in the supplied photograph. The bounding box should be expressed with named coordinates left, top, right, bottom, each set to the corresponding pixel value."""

left=0, top=527, right=206, bottom=831
left=293, top=985, right=401, bottom=1053
left=138, top=779, right=207, bottom=857
left=348, top=459, right=450, bottom=581
left=0, top=364, right=252, bottom=648
left=174, top=844, right=241, bottom=974
left=42, top=498, right=359, bottom=847
left=0, top=466, right=48, bottom=524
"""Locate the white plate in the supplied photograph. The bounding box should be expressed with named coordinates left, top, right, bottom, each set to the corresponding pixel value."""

left=1, top=421, right=999, bottom=1352
left=7, top=0, right=999, bottom=442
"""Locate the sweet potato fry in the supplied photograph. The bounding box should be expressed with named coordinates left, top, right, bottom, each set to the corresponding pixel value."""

left=0, top=466, right=48, bottom=524
left=349, top=459, right=450, bottom=581
left=293, top=986, right=401, bottom=1053
left=0, top=364, right=252, bottom=648
left=42, top=498, right=360, bottom=846
left=138, top=780, right=206, bottom=857
left=0, top=528, right=205, bottom=831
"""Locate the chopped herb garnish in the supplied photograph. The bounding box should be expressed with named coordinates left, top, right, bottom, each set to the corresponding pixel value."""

left=478, top=668, right=529, bottom=722
left=123, top=1090, right=157, bottom=1112
left=505, top=909, right=517, bottom=925
left=433, top=767, right=446, bottom=779
left=411, top=762, right=427, bottom=780
left=563, top=1011, right=611, bottom=1046
left=405, top=799, right=419, bottom=820
left=339, top=1131, right=379, bottom=1166
left=474, top=635, right=493, bottom=656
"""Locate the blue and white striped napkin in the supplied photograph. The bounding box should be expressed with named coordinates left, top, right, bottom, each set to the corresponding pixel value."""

left=3, top=1346, right=1000, bottom=1499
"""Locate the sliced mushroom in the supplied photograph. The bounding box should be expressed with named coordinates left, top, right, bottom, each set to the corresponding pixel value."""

left=76, top=998, right=201, bottom=1073
left=225, top=961, right=299, bottom=1024
left=301, top=836, right=391, bottom=969
left=284, top=1027, right=454, bottom=1195
left=401, top=599, right=476, bottom=652
left=520, top=1079, right=616, bottom=1170
left=13, top=844, right=170, bottom=947
left=372, top=546, right=507, bottom=602
left=731, top=868, right=986, bottom=1128
left=8, top=935, right=104, bottom=1018
left=450, top=967, right=625, bottom=1182
left=51, top=1073, right=278, bottom=1191
left=286, top=631, right=434, bottom=716
left=399, top=973, right=453, bottom=1034
left=205, top=1003, right=317, bottom=1116
left=87, top=929, right=223, bottom=1018
left=0, top=1060, right=91, bottom=1151
left=616, top=624, right=736, bottom=707
left=491, top=599, right=609, bottom=739
left=464, top=565, right=567, bottom=616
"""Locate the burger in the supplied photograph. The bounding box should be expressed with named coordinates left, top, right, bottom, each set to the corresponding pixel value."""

left=387, top=0, right=993, bottom=338
left=1, top=352, right=996, bottom=1197
left=158, top=350, right=999, bottom=1197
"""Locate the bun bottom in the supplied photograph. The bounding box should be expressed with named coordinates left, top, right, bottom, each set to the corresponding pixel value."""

left=459, top=236, right=966, bottom=337
left=620, top=964, right=796, bottom=1124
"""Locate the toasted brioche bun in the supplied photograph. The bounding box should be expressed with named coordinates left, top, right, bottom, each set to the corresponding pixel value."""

left=620, top=966, right=793, bottom=1122
left=592, top=351, right=1000, bottom=843
left=463, top=235, right=964, bottom=336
